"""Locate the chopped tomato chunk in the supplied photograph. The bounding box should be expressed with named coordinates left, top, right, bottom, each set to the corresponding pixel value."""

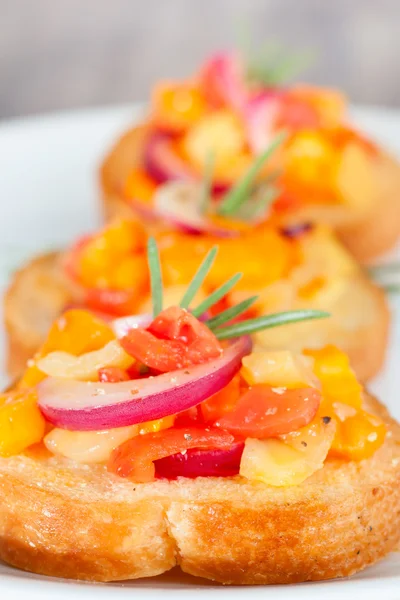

left=121, top=307, right=222, bottom=372
left=108, top=426, right=235, bottom=482
left=98, top=367, right=130, bottom=383
left=84, top=288, right=139, bottom=317
left=216, top=385, right=321, bottom=438
left=201, top=375, right=241, bottom=422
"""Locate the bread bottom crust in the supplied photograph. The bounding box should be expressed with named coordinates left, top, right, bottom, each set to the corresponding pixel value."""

left=0, top=394, right=399, bottom=584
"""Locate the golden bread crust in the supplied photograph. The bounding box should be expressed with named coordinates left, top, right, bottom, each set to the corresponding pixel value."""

left=336, top=152, right=400, bottom=262
left=4, top=252, right=72, bottom=380
left=0, top=394, right=399, bottom=583
left=99, top=124, right=151, bottom=222
left=99, top=126, right=400, bottom=262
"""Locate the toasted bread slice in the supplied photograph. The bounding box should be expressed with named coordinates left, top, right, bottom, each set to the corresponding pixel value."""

left=4, top=250, right=390, bottom=383
left=0, top=393, right=399, bottom=584
left=100, top=125, right=400, bottom=262
left=4, top=252, right=73, bottom=380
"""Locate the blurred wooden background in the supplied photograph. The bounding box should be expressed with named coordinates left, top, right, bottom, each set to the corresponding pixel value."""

left=0, top=0, right=399, bottom=120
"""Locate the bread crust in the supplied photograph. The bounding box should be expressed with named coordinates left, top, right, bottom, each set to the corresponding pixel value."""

left=0, top=393, right=399, bottom=584
left=3, top=253, right=390, bottom=382
left=99, top=126, right=400, bottom=262
left=4, top=252, right=72, bottom=380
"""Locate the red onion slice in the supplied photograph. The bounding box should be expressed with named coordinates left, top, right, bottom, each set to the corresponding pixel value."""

left=243, top=91, right=282, bottom=155
left=155, top=442, right=244, bottom=479
left=200, top=52, right=248, bottom=111
left=38, top=336, right=252, bottom=431
left=144, top=132, right=196, bottom=184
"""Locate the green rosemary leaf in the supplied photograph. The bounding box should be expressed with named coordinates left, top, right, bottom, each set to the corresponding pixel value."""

left=206, top=295, right=259, bottom=329
left=200, top=151, right=215, bottom=214
left=147, top=237, right=163, bottom=317
left=213, top=309, right=330, bottom=340
left=236, top=183, right=280, bottom=222
left=217, top=132, right=286, bottom=217
left=246, top=44, right=315, bottom=87
left=180, top=246, right=218, bottom=309
left=191, top=273, right=243, bottom=318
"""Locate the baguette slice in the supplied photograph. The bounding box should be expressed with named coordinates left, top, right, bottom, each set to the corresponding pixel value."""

left=0, top=393, right=399, bottom=584
left=4, top=251, right=390, bottom=383
left=100, top=125, right=400, bottom=262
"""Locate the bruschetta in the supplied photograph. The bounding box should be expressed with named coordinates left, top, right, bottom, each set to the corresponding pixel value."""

left=0, top=243, right=399, bottom=583
left=100, top=52, right=400, bottom=262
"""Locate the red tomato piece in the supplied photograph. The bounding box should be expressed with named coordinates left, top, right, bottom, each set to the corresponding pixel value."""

left=108, top=426, right=235, bottom=482
left=275, top=94, right=320, bottom=131
left=121, top=307, right=222, bottom=372
left=98, top=367, right=130, bottom=383
left=120, top=328, right=189, bottom=372
left=84, top=288, right=137, bottom=317
left=201, top=375, right=241, bottom=422
left=215, top=385, right=321, bottom=438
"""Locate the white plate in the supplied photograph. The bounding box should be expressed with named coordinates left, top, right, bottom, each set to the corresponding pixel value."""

left=0, top=104, right=399, bottom=598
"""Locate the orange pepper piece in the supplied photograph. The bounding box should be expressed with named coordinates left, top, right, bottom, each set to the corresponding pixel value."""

left=305, top=345, right=362, bottom=410
left=19, top=310, right=115, bottom=388
left=152, top=82, right=207, bottom=132
left=124, top=168, right=158, bottom=205
left=0, top=390, right=46, bottom=456
left=329, top=409, right=386, bottom=461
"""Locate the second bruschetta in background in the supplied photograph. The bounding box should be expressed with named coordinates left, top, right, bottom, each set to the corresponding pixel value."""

left=100, top=52, right=400, bottom=262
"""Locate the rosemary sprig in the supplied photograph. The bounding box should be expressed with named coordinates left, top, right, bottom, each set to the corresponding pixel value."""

left=200, top=151, right=215, bottom=214
left=180, top=246, right=218, bottom=309
left=234, top=180, right=280, bottom=222
left=217, top=132, right=286, bottom=217
left=206, top=295, right=259, bottom=329
left=147, top=237, right=163, bottom=317
left=191, top=273, right=243, bottom=318
left=147, top=240, right=331, bottom=333
left=213, top=310, right=330, bottom=340
left=246, top=42, right=315, bottom=87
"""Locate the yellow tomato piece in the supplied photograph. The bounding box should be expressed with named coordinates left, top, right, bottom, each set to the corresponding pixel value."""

left=19, top=310, right=115, bottom=389
left=152, top=82, right=207, bottom=132
left=0, top=390, right=46, bottom=457
left=124, top=168, right=158, bottom=204
left=329, top=409, right=386, bottom=461
left=182, top=110, right=247, bottom=177
left=240, top=417, right=336, bottom=486
left=138, top=415, right=176, bottom=435
left=102, top=218, right=146, bottom=256
left=109, top=253, right=149, bottom=291
left=304, top=345, right=362, bottom=410
left=284, top=130, right=339, bottom=195
left=241, top=350, right=318, bottom=388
